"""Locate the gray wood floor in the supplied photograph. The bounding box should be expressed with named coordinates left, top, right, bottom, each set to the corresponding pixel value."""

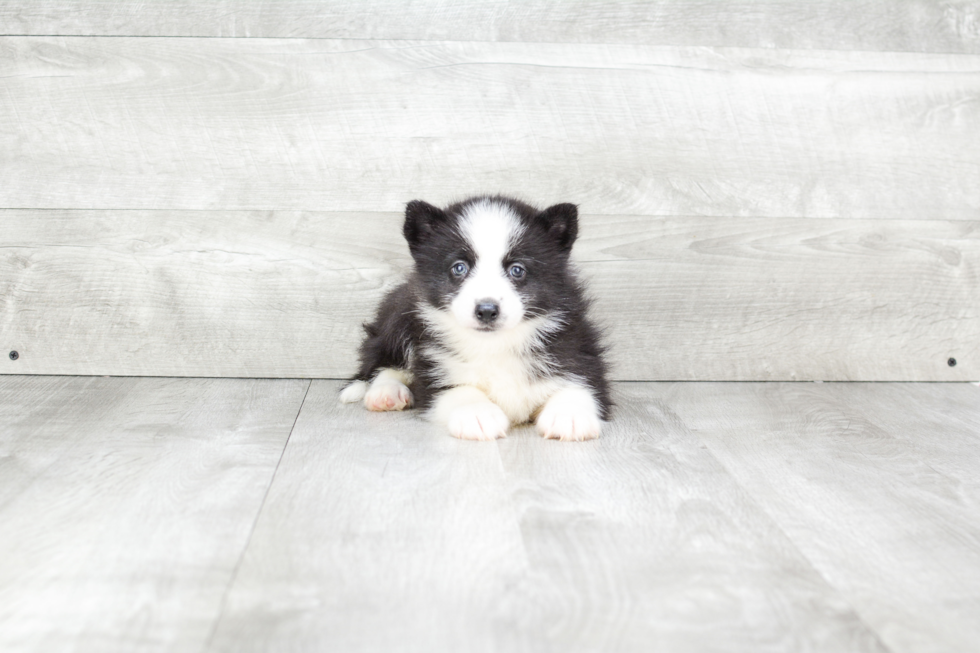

left=1, top=377, right=978, bottom=653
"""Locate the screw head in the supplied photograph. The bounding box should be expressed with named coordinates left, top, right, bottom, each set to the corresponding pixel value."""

left=948, top=357, right=957, bottom=367
left=8, top=351, right=18, bottom=361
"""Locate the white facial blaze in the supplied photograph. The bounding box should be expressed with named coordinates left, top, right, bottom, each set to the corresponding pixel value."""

left=450, top=201, right=526, bottom=330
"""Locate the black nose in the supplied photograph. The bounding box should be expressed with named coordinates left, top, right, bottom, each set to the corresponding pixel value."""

left=475, top=301, right=499, bottom=325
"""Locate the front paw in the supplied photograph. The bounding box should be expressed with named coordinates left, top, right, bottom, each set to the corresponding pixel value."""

left=536, top=392, right=602, bottom=442
left=364, top=380, right=413, bottom=412
left=448, top=402, right=510, bottom=441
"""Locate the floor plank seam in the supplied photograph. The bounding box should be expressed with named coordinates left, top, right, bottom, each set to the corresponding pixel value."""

left=201, top=378, right=313, bottom=652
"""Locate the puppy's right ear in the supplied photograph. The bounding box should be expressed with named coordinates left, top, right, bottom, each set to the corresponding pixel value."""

left=403, top=200, right=447, bottom=255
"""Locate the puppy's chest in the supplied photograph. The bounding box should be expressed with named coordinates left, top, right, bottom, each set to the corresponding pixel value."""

left=429, top=346, right=561, bottom=423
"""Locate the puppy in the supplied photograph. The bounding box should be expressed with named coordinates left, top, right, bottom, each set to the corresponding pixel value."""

left=340, top=195, right=611, bottom=441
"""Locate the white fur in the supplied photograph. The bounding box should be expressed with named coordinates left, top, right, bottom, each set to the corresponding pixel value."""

left=450, top=200, right=526, bottom=331
left=362, top=368, right=414, bottom=411
left=419, top=304, right=568, bottom=424
left=432, top=386, right=510, bottom=440
left=339, top=380, right=368, bottom=403
left=535, top=385, right=602, bottom=441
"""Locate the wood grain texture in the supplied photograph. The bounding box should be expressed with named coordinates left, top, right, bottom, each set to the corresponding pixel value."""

left=586, top=216, right=979, bottom=381
left=822, top=383, right=980, bottom=492
left=2, top=378, right=976, bottom=651
left=0, top=376, right=309, bottom=653
left=2, top=37, right=979, bottom=218
left=2, top=209, right=976, bottom=380
left=2, top=1, right=979, bottom=54
left=207, top=379, right=530, bottom=652
left=664, top=381, right=980, bottom=653
left=207, top=379, right=887, bottom=652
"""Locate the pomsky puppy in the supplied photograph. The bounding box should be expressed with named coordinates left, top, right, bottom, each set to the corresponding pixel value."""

left=340, top=195, right=611, bottom=441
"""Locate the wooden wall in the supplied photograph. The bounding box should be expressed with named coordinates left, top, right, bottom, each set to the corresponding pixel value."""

left=1, top=2, right=977, bottom=381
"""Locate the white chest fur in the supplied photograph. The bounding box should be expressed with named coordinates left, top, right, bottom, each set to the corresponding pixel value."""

left=419, top=307, right=566, bottom=423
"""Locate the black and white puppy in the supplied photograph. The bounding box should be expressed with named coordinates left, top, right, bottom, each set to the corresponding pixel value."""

left=340, top=195, right=611, bottom=441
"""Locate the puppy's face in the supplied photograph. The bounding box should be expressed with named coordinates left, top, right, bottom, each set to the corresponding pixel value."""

left=404, top=198, right=578, bottom=333
left=447, top=201, right=527, bottom=331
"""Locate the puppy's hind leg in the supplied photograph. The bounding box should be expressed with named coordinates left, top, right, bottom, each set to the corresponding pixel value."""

left=339, top=380, right=369, bottom=404
left=339, top=281, right=416, bottom=408
left=363, top=368, right=414, bottom=412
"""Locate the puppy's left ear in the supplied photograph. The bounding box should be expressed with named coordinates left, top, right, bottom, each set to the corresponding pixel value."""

left=403, top=200, right=448, bottom=256
left=535, top=203, right=578, bottom=253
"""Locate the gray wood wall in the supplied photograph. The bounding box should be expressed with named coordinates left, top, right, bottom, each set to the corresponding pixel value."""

left=1, top=1, right=978, bottom=381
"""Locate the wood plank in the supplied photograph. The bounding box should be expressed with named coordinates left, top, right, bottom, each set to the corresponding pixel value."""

left=2, top=37, right=978, bottom=218
left=208, top=380, right=887, bottom=652
left=0, top=209, right=404, bottom=379
left=2, top=1, right=979, bottom=54
left=818, top=383, right=980, bottom=491
left=587, top=216, right=980, bottom=382
left=2, top=210, right=976, bottom=380
left=205, top=379, right=531, bottom=652
left=664, top=381, right=980, bottom=653
left=0, top=376, right=309, bottom=653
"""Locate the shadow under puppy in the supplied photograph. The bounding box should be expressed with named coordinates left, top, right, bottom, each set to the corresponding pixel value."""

left=340, top=195, right=611, bottom=441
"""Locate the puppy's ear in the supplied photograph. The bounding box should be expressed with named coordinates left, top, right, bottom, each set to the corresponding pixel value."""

left=403, top=200, right=447, bottom=254
left=535, top=203, right=578, bottom=253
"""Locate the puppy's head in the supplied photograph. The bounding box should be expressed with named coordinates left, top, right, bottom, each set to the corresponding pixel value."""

left=404, top=197, right=578, bottom=332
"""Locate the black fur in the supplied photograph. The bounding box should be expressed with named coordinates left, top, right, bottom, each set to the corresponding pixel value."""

left=353, top=195, right=612, bottom=420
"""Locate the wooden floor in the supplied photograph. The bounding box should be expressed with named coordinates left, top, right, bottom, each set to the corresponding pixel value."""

left=2, top=4, right=976, bottom=651
left=1, top=377, right=977, bottom=652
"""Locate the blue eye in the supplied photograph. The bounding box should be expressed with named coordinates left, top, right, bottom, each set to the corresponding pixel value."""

left=451, top=261, right=469, bottom=277
left=508, top=264, right=526, bottom=279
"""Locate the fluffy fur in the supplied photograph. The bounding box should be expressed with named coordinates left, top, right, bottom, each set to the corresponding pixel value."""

left=340, top=195, right=611, bottom=441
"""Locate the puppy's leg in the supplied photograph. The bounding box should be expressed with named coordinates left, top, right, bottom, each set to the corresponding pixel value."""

left=362, top=368, right=414, bottom=411
left=431, top=386, right=510, bottom=441
left=339, top=380, right=369, bottom=404
left=340, top=282, right=416, bottom=406
left=536, top=385, right=602, bottom=442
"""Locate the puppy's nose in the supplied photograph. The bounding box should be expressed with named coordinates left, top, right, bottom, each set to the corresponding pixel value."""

left=475, top=301, right=500, bottom=325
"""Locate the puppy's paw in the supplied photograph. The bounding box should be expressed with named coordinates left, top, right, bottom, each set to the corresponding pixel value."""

left=536, top=388, right=602, bottom=442
left=536, top=406, right=601, bottom=441
left=364, top=380, right=413, bottom=412
left=339, top=380, right=368, bottom=404
left=448, top=402, right=510, bottom=441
